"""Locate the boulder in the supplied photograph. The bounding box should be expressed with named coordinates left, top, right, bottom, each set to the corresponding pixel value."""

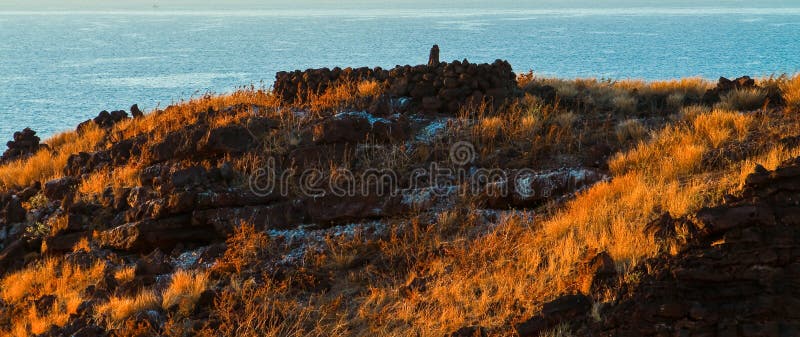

left=130, top=104, right=144, bottom=119
left=516, top=294, right=592, bottom=337
left=16, top=181, right=41, bottom=202
left=701, top=76, right=759, bottom=105
left=135, top=249, right=173, bottom=276
left=0, top=237, right=41, bottom=273
left=526, top=84, right=558, bottom=103
left=64, top=151, right=111, bottom=177
left=485, top=168, right=607, bottom=208
left=42, top=231, right=91, bottom=254
left=108, top=135, right=146, bottom=165
left=192, top=201, right=305, bottom=235
left=577, top=250, right=617, bottom=294
left=43, top=177, right=79, bottom=201
left=1, top=127, right=47, bottom=164
left=166, top=166, right=208, bottom=190
left=305, top=194, right=408, bottom=225
left=147, top=124, right=208, bottom=163
left=92, top=110, right=129, bottom=129
left=197, top=125, right=254, bottom=155
left=0, top=194, right=26, bottom=224
left=310, top=115, right=372, bottom=144
left=95, top=216, right=217, bottom=252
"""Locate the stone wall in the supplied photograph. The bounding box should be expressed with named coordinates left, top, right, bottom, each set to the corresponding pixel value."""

left=273, top=45, right=517, bottom=114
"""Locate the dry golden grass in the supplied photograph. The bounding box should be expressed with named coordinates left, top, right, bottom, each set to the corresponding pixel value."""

left=539, top=323, right=574, bottom=337
left=357, top=80, right=381, bottom=97
left=476, top=116, right=504, bottom=144
left=114, top=265, right=136, bottom=284
left=781, top=73, right=800, bottom=111
left=95, top=291, right=160, bottom=327
left=72, top=237, right=92, bottom=253
left=612, top=94, right=637, bottom=114
left=0, top=88, right=283, bottom=194
left=716, top=87, right=767, bottom=111
left=303, top=79, right=384, bottom=114
left=214, top=222, right=270, bottom=274
left=610, top=109, right=752, bottom=179
left=113, top=88, right=281, bottom=142
left=340, top=106, right=798, bottom=336
left=615, top=119, right=647, bottom=143
left=47, top=214, right=70, bottom=236
left=0, top=123, right=105, bottom=189
left=460, top=95, right=582, bottom=162
left=3, top=75, right=800, bottom=337
left=679, top=104, right=711, bottom=120
left=0, top=258, right=106, bottom=336
left=666, top=92, right=686, bottom=109
left=615, top=77, right=712, bottom=97
left=77, top=164, right=140, bottom=196
left=552, top=111, right=577, bottom=129
left=529, top=76, right=711, bottom=114
left=692, top=109, right=751, bottom=147
left=162, top=270, right=210, bottom=316
left=198, top=277, right=349, bottom=337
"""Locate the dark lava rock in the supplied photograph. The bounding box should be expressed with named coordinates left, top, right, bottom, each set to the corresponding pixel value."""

left=701, top=76, right=759, bottom=105
left=446, top=325, right=488, bottom=337
left=577, top=250, right=617, bottom=294
left=198, top=125, right=255, bottom=155
left=43, top=177, right=79, bottom=201
left=516, top=294, right=592, bottom=337
left=0, top=193, right=26, bottom=224
left=93, top=109, right=129, bottom=129
left=1, top=127, right=47, bottom=164
left=130, top=104, right=144, bottom=119
left=592, top=156, right=800, bottom=336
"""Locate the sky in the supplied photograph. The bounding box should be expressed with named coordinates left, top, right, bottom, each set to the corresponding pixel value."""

left=2, top=0, right=799, bottom=11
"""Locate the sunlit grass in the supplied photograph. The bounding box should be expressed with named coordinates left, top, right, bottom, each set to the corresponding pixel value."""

left=162, top=269, right=210, bottom=316
left=781, top=73, right=800, bottom=111
left=0, top=124, right=105, bottom=189
left=0, top=258, right=106, bottom=336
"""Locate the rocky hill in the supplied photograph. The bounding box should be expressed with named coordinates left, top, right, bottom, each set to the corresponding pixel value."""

left=1, top=49, right=799, bottom=336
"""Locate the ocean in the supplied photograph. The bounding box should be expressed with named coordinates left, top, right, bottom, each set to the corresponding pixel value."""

left=1, top=7, right=800, bottom=139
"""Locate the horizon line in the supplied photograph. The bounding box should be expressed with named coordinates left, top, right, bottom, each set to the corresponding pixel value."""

left=3, top=7, right=800, bottom=17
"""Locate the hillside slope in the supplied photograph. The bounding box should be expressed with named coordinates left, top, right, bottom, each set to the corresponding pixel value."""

left=1, top=57, right=799, bottom=336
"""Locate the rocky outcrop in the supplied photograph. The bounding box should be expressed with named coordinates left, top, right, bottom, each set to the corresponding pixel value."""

left=484, top=168, right=607, bottom=209
left=592, top=157, right=800, bottom=336
left=274, top=46, right=517, bottom=114
left=0, top=193, right=26, bottom=225
left=130, top=104, right=144, bottom=119
left=516, top=294, right=593, bottom=337
left=43, top=177, right=79, bottom=201
left=95, top=216, right=217, bottom=252
left=701, top=75, right=783, bottom=106
left=1, top=128, right=47, bottom=164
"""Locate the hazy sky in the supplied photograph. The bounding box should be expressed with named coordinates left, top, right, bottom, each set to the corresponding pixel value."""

left=3, top=0, right=799, bottom=11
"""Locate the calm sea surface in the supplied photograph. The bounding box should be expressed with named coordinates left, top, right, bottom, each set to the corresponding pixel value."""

left=1, top=8, right=800, bottom=138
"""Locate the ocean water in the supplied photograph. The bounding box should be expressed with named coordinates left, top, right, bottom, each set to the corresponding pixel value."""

left=1, top=7, right=800, bottom=139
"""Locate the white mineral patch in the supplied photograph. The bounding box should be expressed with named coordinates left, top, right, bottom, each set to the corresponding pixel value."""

left=415, top=118, right=449, bottom=142
left=335, top=111, right=390, bottom=126
left=172, top=246, right=209, bottom=270
left=267, top=220, right=389, bottom=266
